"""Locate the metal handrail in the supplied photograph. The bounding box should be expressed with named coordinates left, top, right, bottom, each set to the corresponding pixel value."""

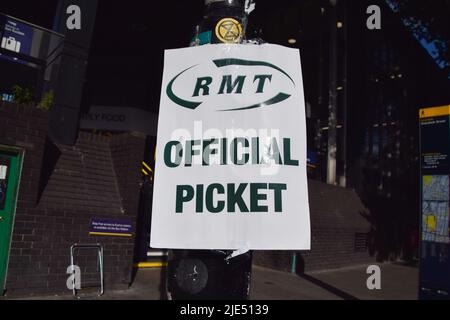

left=70, top=244, right=104, bottom=298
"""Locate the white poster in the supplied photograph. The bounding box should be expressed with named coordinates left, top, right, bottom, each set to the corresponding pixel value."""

left=151, top=44, right=310, bottom=250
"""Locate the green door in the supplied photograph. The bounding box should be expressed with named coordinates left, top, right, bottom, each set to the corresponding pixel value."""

left=0, top=149, right=22, bottom=292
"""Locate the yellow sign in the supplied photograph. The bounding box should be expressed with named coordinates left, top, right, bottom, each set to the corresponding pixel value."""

left=423, top=175, right=432, bottom=186
left=419, top=105, right=450, bottom=119
left=426, top=215, right=436, bottom=232
left=215, top=18, right=243, bottom=44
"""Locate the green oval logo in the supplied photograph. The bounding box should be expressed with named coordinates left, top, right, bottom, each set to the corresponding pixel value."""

left=166, top=58, right=295, bottom=112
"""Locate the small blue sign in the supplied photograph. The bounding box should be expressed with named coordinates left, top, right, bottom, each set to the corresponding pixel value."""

left=89, top=217, right=134, bottom=237
left=1, top=18, right=34, bottom=56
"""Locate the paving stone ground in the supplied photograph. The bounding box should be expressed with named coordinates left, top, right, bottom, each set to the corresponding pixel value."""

left=7, top=262, right=418, bottom=300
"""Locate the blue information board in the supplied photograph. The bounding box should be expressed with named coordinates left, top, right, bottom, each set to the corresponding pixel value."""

left=419, top=105, right=450, bottom=300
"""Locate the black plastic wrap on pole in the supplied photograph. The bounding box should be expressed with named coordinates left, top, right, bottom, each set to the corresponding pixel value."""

left=167, top=250, right=252, bottom=300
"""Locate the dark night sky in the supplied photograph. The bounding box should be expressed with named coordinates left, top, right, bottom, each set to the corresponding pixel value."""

left=1, top=0, right=449, bottom=113
left=0, top=0, right=60, bottom=29
left=0, top=0, right=309, bottom=113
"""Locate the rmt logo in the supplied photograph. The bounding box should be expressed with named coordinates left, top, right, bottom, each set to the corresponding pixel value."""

left=166, top=58, right=296, bottom=112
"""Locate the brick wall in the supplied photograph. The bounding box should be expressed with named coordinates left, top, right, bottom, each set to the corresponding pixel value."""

left=110, top=132, right=147, bottom=218
left=0, top=102, right=49, bottom=205
left=1, top=102, right=147, bottom=297
left=0, top=102, right=49, bottom=295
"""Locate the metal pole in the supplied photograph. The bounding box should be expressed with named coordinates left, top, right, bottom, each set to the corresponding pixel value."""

left=327, top=0, right=338, bottom=185
left=340, top=0, right=348, bottom=187
left=167, top=0, right=254, bottom=300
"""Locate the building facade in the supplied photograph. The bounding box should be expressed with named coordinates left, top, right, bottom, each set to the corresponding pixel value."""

left=2, top=0, right=449, bottom=297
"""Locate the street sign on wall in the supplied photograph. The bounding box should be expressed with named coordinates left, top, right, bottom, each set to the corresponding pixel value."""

left=89, top=217, right=134, bottom=237
left=150, top=44, right=311, bottom=250
left=0, top=14, right=64, bottom=62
